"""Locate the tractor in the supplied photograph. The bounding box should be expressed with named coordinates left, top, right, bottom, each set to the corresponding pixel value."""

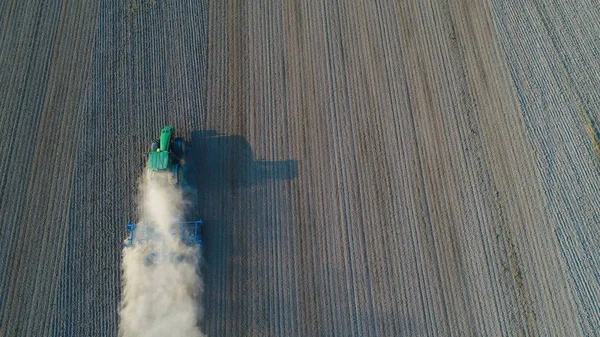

left=147, top=125, right=186, bottom=185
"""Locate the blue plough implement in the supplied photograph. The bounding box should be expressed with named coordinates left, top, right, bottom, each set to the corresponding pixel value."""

left=124, top=221, right=204, bottom=265
left=124, top=220, right=204, bottom=247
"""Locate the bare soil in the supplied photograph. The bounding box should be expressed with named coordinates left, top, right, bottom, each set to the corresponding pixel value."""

left=1, top=0, right=599, bottom=335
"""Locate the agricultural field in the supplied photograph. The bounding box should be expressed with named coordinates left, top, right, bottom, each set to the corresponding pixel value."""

left=1, top=0, right=599, bottom=336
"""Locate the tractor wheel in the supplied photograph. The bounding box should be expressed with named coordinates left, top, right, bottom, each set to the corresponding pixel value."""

left=177, top=164, right=185, bottom=185
left=173, top=137, right=186, bottom=157
left=168, top=165, right=178, bottom=185
left=151, top=139, right=159, bottom=152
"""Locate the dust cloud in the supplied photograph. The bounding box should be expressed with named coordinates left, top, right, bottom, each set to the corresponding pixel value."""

left=119, top=172, right=205, bottom=337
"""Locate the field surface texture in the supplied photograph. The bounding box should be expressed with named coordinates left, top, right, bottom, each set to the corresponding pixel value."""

left=1, top=0, right=599, bottom=336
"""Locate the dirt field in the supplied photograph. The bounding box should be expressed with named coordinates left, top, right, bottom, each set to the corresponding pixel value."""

left=1, top=0, right=599, bottom=336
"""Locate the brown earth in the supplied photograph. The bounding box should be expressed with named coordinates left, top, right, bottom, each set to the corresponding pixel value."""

left=1, top=0, right=599, bottom=336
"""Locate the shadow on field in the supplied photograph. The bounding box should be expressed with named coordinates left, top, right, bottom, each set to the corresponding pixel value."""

left=186, top=130, right=298, bottom=334
left=188, top=130, right=298, bottom=190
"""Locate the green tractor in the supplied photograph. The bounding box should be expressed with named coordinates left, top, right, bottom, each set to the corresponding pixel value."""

left=147, top=126, right=186, bottom=185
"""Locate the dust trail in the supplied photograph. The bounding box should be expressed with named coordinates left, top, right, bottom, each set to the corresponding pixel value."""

left=119, top=172, right=205, bottom=337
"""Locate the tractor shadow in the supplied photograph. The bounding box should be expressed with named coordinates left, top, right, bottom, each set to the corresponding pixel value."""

left=186, top=130, right=298, bottom=334
left=186, top=130, right=297, bottom=191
